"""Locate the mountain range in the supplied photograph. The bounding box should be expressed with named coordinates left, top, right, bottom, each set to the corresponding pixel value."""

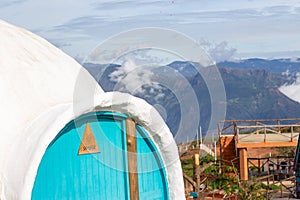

left=84, top=58, right=300, bottom=142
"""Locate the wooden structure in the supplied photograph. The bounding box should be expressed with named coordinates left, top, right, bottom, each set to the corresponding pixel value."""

left=218, top=118, right=300, bottom=181
left=248, top=156, right=294, bottom=179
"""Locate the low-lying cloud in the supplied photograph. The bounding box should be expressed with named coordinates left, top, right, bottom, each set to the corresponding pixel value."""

left=109, top=58, right=165, bottom=100
left=199, top=39, right=237, bottom=62
left=279, top=73, right=300, bottom=103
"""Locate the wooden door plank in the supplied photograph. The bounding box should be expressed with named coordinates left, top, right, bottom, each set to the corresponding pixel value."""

left=126, top=118, right=139, bottom=200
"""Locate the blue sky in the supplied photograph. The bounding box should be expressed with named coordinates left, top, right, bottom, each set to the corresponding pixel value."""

left=1, top=0, right=300, bottom=61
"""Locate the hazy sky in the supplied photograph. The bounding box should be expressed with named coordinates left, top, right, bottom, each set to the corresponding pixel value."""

left=1, top=0, right=300, bottom=61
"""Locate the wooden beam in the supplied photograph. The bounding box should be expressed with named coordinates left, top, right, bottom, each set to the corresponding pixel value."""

left=126, top=118, right=139, bottom=200
left=237, top=124, right=300, bottom=129
left=183, top=173, right=196, bottom=188
left=237, top=141, right=297, bottom=148
left=239, top=148, right=248, bottom=181
left=219, top=118, right=300, bottom=123
left=193, top=154, right=200, bottom=193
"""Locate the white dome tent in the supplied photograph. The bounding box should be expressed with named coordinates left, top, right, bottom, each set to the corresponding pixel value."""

left=0, top=20, right=184, bottom=200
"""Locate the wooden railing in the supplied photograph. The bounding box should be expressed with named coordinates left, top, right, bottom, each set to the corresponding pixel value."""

left=218, top=118, right=300, bottom=147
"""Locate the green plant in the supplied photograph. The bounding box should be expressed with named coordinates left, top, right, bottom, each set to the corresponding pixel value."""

left=265, top=184, right=281, bottom=191
left=203, top=164, right=219, bottom=174
left=238, top=178, right=266, bottom=200
left=181, top=158, right=194, bottom=177
left=204, top=164, right=239, bottom=195
left=248, top=165, right=262, bottom=172
left=204, top=164, right=269, bottom=198
left=200, top=154, right=215, bottom=164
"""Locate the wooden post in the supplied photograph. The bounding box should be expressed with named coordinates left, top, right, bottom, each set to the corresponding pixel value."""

left=277, top=156, right=280, bottom=171
left=258, top=158, right=261, bottom=173
left=280, top=180, right=283, bottom=197
left=239, top=148, right=248, bottom=181
left=264, top=128, right=267, bottom=143
left=267, top=175, right=270, bottom=198
left=218, top=123, right=223, bottom=169
left=194, top=153, right=201, bottom=193
left=291, top=126, right=294, bottom=142
left=233, top=122, right=237, bottom=136
left=126, top=118, right=139, bottom=200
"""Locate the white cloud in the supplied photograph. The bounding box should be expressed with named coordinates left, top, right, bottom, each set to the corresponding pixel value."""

left=290, top=57, right=300, bottom=63
left=199, top=39, right=236, bottom=62
left=109, top=58, right=140, bottom=83
left=1, top=0, right=299, bottom=59
left=279, top=74, right=300, bottom=103
left=109, top=58, right=165, bottom=100
left=0, top=0, right=26, bottom=8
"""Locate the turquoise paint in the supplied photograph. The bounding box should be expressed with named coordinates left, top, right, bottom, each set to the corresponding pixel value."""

left=136, top=125, right=170, bottom=200
left=32, top=112, right=169, bottom=200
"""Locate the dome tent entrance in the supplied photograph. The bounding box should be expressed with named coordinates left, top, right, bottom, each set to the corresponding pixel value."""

left=32, top=111, right=169, bottom=199
left=0, top=20, right=185, bottom=200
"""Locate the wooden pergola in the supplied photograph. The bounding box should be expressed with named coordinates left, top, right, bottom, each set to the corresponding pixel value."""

left=218, top=118, right=300, bottom=180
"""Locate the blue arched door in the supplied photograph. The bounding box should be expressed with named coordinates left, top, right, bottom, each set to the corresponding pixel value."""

left=32, top=112, right=169, bottom=200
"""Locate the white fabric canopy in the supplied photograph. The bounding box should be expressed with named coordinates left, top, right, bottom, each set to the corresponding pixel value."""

left=0, top=20, right=184, bottom=200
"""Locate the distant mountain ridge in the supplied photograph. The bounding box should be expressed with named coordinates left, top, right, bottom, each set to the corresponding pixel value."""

left=218, top=58, right=300, bottom=75
left=84, top=58, right=300, bottom=142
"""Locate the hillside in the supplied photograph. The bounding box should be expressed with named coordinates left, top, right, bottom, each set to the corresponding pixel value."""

left=218, top=58, right=300, bottom=75
left=84, top=59, right=300, bottom=142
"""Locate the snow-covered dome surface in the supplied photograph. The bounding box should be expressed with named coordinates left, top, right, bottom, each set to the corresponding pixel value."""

left=0, top=20, right=184, bottom=200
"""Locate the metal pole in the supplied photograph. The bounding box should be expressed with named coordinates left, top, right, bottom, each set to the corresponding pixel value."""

left=291, top=126, right=294, bottom=142
left=214, top=140, right=217, bottom=164
left=196, top=126, right=199, bottom=148
left=200, top=126, right=203, bottom=145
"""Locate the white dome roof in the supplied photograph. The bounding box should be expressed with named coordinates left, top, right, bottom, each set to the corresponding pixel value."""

left=0, top=20, right=104, bottom=199
left=0, top=20, right=184, bottom=200
left=0, top=19, right=104, bottom=161
left=0, top=20, right=104, bottom=132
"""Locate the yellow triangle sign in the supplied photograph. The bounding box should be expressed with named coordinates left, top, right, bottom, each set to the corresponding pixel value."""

left=78, top=123, right=100, bottom=155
